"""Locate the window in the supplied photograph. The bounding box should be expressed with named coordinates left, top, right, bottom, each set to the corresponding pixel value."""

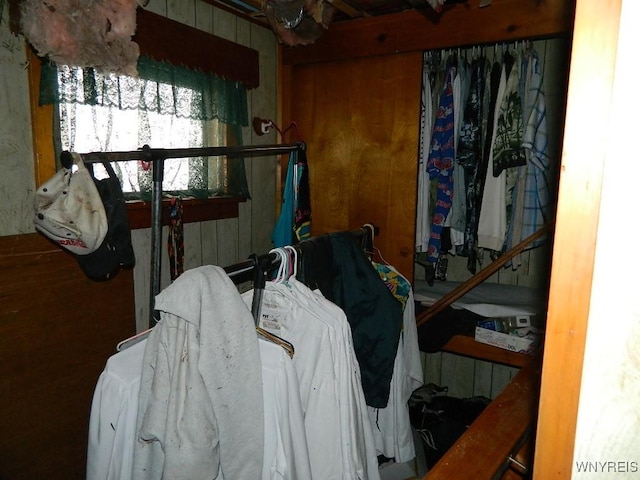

left=48, top=57, right=249, bottom=203
left=27, top=9, right=261, bottom=228
left=43, top=55, right=250, bottom=199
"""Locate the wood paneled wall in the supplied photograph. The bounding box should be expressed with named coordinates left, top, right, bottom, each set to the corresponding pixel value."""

left=0, top=234, right=136, bottom=480
left=283, top=52, right=423, bottom=281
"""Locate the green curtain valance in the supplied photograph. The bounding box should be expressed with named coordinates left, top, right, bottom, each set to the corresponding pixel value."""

left=39, top=55, right=249, bottom=127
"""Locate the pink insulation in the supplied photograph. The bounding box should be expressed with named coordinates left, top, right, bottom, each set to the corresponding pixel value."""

left=20, top=0, right=141, bottom=76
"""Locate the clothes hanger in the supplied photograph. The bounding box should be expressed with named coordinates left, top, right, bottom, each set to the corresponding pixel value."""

left=283, top=245, right=299, bottom=280
left=256, top=327, right=294, bottom=358
left=252, top=117, right=303, bottom=143
left=269, top=247, right=288, bottom=283
left=363, top=223, right=391, bottom=266
left=251, top=248, right=296, bottom=357
left=116, top=327, right=153, bottom=352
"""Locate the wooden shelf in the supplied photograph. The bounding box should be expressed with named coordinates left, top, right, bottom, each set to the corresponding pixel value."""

left=424, top=354, right=541, bottom=479
left=441, top=335, right=534, bottom=369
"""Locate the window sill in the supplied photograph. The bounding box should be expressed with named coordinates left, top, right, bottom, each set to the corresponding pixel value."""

left=127, top=196, right=247, bottom=230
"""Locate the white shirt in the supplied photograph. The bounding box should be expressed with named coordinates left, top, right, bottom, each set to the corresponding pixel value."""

left=87, top=339, right=146, bottom=480
left=259, top=338, right=313, bottom=480
left=245, top=281, right=381, bottom=480
left=289, top=279, right=381, bottom=480
left=478, top=62, right=508, bottom=251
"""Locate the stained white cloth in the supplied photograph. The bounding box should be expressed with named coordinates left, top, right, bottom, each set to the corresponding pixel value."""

left=133, top=266, right=264, bottom=480
left=367, top=287, right=423, bottom=464
left=259, top=338, right=313, bottom=480
left=87, top=339, right=147, bottom=480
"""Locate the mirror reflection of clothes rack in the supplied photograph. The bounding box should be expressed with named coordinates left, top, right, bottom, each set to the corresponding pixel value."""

left=61, top=142, right=306, bottom=328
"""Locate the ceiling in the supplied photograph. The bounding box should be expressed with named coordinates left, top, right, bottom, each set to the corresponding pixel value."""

left=206, top=0, right=471, bottom=29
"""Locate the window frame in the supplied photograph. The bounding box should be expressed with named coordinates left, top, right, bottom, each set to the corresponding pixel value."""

left=26, top=9, right=260, bottom=229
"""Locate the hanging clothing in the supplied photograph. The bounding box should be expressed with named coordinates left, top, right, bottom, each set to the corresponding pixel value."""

left=457, top=56, right=488, bottom=273
left=367, top=268, right=423, bottom=464
left=519, top=49, right=551, bottom=245
left=416, top=53, right=435, bottom=253
left=87, top=320, right=312, bottom=480
left=244, top=279, right=381, bottom=480
left=426, top=66, right=456, bottom=265
left=259, top=338, right=313, bottom=480
left=87, top=339, right=147, bottom=480
left=133, top=266, right=264, bottom=480
left=328, top=232, right=404, bottom=408
left=272, top=148, right=311, bottom=247
left=477, top=61, right=508, bottom=252
left=272, top=150, right=297, bottom=247
left=167, top=197, right=184, bottom=281
left=492, top=50, right=526, bottom=178
left=373, top=262, right=411, bottom=310
left=416, top=44, right=551, bottom=275
left=294, top=149, right=312, bottom=242
left=448, top=55, right=469, bottom=249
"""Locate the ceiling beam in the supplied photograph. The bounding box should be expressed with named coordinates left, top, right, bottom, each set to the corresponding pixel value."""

left=282, top=0, right=576, bottom=65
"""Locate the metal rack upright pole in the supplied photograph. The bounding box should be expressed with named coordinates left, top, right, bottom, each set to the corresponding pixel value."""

left=149, top=156, right=164, bottom=328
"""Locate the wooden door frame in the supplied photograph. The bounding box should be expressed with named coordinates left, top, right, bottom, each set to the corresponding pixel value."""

left=533, top=0, right=624, bottom=477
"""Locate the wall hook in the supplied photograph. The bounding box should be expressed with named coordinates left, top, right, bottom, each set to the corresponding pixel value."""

left=252, top=117, right=274, bottom=136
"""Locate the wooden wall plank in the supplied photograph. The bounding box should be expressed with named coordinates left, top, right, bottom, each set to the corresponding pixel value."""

left=0, top=234, right=135, bottom=480
left=440, top=353, right=476, bottom=398
left=473, top=359, right=494, bottom=399
left=200, top=219, right=219, bottom=265
left=286, top=52, right=422, bottom=280
left=249, top=23, right=280, bottom=255
left=135, top=8, right=260, bottom=89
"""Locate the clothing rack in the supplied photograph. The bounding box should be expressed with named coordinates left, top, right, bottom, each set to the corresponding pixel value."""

left=61, top=142, right=306, bottom=327
left=115, top=225, right=376, bottom=353
left=222, top=225, right=377, bottom=324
